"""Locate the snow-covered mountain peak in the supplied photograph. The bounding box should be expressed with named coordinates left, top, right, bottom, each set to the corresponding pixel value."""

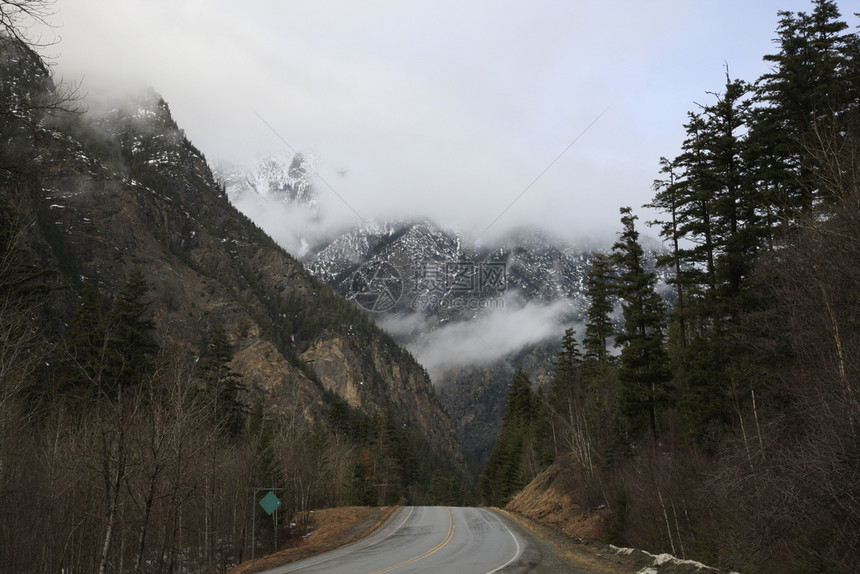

left=215, top=152, right=318, bottom=208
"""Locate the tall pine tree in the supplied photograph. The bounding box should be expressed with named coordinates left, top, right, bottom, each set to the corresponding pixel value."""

left=750, top=0, right=854, bottom=218
left=63, top=270, right=158, bottom=400
left=612, top=208, right=671, bottom=441
left=106, top=269, right=158, bottom=394
left=583, top=252, right=615, bottom=366
left=478, top=369, right=538, bottom=506
left=199, top=325, right=246, bottom=439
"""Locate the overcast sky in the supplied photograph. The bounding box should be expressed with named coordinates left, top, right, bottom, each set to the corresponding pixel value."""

left=41, top=0, right=839, bottom=245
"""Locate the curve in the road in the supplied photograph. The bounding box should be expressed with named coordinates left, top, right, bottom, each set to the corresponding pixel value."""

left=485, top=512, right=522, bottom=574
left=369, top=507, right=455, bottom=574
left=265, top=506, right=417, bottom=574
left=263, top=506, right=526, bottom=574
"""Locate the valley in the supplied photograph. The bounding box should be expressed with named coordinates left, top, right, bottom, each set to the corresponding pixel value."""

left=2, top=1, right=859, bottom=572
left=219, top=158, right=670, bottom=465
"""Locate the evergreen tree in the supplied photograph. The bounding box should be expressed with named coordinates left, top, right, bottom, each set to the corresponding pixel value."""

left=349, top=456, right=375, bottom=506
left=582, top=252, right=615, bottom=365
left=648, top=75, right=760, bottom=445
left=658, top=73, right=754, bottom=328
left=199, top=325, right=246, bottom=439
left=326, top=394, right=353, bottom=438
left=530, top=386, right=554, bottom=468
left=479, top=369, right=537, bottom=506
left=701, top=73, right=756, bottom=315
left=552, top=328, right=581, bottom=385
left=61, top=281, right=108, bottom=397
left=750, top=0, right=854, bottom=218
left=671, top=111, right=719, bottom=326
left=647, top=157, right=690, bottom=365
left=105, top=269, right=158, bottom=394
left=548, top=330, right=604, bottom=472
left=501, top=368, right=534, bottom=426
left=63, top=271, right=157, bottom=400
left=612, top=207, right=671, bottom=441
left=548, top=329, right=583, bottom=423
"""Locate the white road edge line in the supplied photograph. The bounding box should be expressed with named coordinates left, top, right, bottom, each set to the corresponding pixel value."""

left=271, top=506, right=416, bottom=573
left=484, top=510, right=523, bottom=574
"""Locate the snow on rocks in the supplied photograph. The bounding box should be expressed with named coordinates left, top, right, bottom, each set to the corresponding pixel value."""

left=608, top=544, right=722, bottom=573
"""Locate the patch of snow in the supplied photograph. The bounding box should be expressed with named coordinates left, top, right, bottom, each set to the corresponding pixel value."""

left=653, top=552, right=715, bottom=570
left=617, top=545, right=719, bottom=572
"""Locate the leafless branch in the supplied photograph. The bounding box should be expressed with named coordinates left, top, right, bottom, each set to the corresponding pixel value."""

left=0, top=0, right=58, bottom=49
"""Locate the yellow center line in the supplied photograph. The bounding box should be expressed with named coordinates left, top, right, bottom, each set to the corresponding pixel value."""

left=369, top=507, right=455, bottom=574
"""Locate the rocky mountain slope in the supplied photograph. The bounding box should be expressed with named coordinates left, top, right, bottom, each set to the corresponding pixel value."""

left=220, top=158, right=671, bottom=466
left=303, top=220, right=593, bottom=464
left=0, top=40, right=460, bottom=464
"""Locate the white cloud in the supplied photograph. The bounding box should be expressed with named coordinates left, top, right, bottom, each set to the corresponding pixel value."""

left=376, top=313, right=431, bottom=341
left=44, top=0, right=825, bottom=242
left=407, top=297, right=576, bottom=381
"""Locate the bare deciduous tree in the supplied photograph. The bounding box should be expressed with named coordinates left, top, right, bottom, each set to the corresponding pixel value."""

left=0, top=0, right=56, bottom=47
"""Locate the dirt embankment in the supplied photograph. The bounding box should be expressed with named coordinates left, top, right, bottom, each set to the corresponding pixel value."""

left=506, top=453, right=609, bottom=540
left=505, top=456, right=726, bottom=573
left=229, top=506, right=396, bottom=574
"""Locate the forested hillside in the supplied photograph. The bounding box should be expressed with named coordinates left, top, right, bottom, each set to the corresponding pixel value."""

left=0, top=26, right=467, bottom=574
left=482, top=2, right=860, bottom=572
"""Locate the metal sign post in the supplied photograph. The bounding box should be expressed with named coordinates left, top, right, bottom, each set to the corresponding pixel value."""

left=251, top=487, right=283, bottom=569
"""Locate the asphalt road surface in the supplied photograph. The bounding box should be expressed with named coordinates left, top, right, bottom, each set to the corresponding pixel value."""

left=260, top=506, right=557, bottom=574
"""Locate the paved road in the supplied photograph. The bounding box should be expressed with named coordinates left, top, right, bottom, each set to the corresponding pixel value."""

left=261, top=506, right=545, bottom=574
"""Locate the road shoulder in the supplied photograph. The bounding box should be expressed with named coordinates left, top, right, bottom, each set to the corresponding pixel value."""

left=497, top=509, right=645, bottom=573
left=229, top=506, right=398, bottom=574
left=498, top=509, right=726, bottom=574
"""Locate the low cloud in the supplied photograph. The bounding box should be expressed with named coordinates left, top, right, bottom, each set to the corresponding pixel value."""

left=46, top=0, right=792, bottom=243
left=406, top=296, right=577, bottom=382
left=222, top=156, right=365, bottom=257
left=376, top=312, right=431, bottom=341
left=231, top=195, right=324, bottom=257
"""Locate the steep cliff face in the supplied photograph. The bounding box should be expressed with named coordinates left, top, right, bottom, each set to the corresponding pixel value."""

left=301, top=335, right=456, bottom=453
left=1, top=41, right=460, bottom=464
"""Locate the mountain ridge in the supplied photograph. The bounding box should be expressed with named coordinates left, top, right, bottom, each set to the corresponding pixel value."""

left=1, top=40, right=462, bottom=465
left=218, top=156, right=671, bottom=466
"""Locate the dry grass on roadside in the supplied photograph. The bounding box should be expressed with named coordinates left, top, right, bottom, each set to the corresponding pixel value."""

left=506, top=455, right=609, bottom=541
left=229, top=506, right=397, bottom=574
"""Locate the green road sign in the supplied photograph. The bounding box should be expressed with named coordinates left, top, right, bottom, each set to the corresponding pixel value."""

left=259, top=491, right=281, bottom=515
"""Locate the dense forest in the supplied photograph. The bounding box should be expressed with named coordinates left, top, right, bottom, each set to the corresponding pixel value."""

left=481, top=1, right=860, bottom=572
left=0, top=6, right=468, bottom=572
left=2, top=0, right=860, bottom=572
